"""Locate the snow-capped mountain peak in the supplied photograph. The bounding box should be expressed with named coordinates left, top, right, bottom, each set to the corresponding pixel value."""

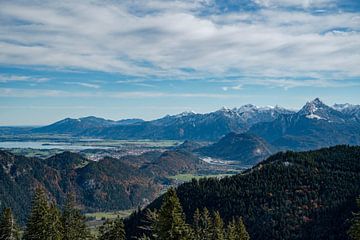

left=298, top=98, right=327, bottom=118
left=298, top=98, right=348, bottom=122
left=175, top=111, right=197, bottom=118
left=333, top=103, right=351, bottom=110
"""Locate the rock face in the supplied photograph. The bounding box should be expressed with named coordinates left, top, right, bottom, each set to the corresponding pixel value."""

left=197, top=132, right=273, bottom=165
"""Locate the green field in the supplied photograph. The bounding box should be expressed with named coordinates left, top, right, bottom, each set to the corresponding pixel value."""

left=85, top=209, right=135, bottom=236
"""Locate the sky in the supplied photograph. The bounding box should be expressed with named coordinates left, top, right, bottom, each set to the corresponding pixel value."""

left=0, top=0, right=360, bottom=125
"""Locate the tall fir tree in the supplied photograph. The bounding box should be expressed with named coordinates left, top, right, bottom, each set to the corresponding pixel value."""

left=348, top=197, right=360, bottom=240
left=61, top=194, right=92, bottom=240
left=192, top=208, right=201, bottom=240
left=200, top=208, right=213, bottom=240
left=47, top=202, right=63, bottom=240
left=98, top=216, right=125, bottom=240
left=23, top=187, right=51, bottom=240
left=139, top=209, right=159, bottom=240
left=226, top=218, right=237, bottom=240
left=0, top=208, right=19, bottom=240
left=236, top=217, right=250, bottom=240
left=213, top=211, right=225, bottom=240
left=155, top=188, right=190, bottom=240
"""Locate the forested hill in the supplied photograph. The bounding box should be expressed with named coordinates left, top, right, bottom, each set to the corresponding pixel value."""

left=125, top=145, right=360, bottom=240
left=0, top=149, right=206, bottom=225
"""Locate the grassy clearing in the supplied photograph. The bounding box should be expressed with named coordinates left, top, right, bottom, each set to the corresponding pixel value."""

left=168, top=173, right=235, bottom=182
left=85, top=209, right=134, bottom=220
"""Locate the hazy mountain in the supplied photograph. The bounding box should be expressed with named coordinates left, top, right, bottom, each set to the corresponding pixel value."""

left=197, top=132, right=273, bottom=165
left=249, top=98, right=360, bottom=150
left=35, top=105, right=294, bottom=140
left=26, top=99, right=360, bottom=145
left=32, top=116, right=143, bottom=134
left=126, top=145, right=360, bottom=240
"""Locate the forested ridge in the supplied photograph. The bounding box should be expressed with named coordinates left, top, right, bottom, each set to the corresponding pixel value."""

left=126, top=145, right=360, bottom=240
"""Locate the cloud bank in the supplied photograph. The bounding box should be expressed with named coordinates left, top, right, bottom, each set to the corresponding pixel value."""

left=0, top=0, right=359, bottom=90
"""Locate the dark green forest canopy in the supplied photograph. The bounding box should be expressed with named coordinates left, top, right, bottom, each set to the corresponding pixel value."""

left=126, top=145, right=360, bottom=240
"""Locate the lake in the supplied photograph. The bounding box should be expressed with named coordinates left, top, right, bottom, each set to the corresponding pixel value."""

left=0, top=141, right=113, bottom=150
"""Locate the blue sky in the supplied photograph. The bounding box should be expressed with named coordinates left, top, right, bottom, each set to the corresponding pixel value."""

left=0, top=0, right=359, bottom=125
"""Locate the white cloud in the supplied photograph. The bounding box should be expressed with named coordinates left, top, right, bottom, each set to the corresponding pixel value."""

left=253, top=0, right=336, bottom=9
left=0, top=88, right=238, bottom=99
left=0, top=0, right=359, bottom=84
left=64, top=82, right=100, bottom=89
left=222, top=84, right=243, bottom=91
left=0, top=74, right=49, bottom=83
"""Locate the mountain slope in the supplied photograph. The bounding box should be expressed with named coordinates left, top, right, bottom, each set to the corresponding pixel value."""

left=197, top=132, right=273, bottom=165
left=125, top=145, right=360, bottom=240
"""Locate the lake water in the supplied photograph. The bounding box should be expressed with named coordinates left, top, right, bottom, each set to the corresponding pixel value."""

left=0, top=141, right=113, bottom=150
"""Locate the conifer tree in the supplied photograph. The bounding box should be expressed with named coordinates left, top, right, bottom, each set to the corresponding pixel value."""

left=348, top=198, right=360, bottom=240
left=61, top=194, right=92, bottom=240
left=226, top=218, right=237, bottom=240
left=23, top=187, right=51, bottom=240
left=236, top=217, right=250, bottom=240
left=140, top=209, right=159, bottom=240
left=200, top=208, right=213, bottom=240
left=0, top=208, right=19, bottom=240
left=47, top=202, right=63, bottom=240
left=155, top=188, right=190, bottom=240
left=213, top=211, right=225, bottom=240
left=192, top=208, right=201, bottom=239
left=98, top=216, right=125, bottom=240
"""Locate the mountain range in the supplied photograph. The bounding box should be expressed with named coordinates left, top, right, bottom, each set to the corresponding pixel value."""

left=249, top=98, right=360, bottom=150
left=30, top=104, right=294, bottom=140
left=29, top=99, right=360, bottom=144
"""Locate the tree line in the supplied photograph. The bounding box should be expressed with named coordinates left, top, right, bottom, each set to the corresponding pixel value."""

left=0, top=187, right=125, bottom=240
left=1, top=187, right=359, bottom=239
left=136, top=188, right=250, bottom=240
left=0, top=187, right=249, bottom=240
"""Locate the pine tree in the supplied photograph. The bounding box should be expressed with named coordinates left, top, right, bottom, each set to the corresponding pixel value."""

left=226, top=218, right=237, bottom=240
left=47, top=202, right=63, bottom=240
left=349, top=198, right=360, bottom=240
left=236, top=217, right=250, bottom=240
left=98, top=216, right=125, bottom=240
left=192, top=209, right=201, bottom=239
left=0, top=208, right=19, bottom=240
left=155, top=188, right=190, bottom=240
left=23, top=187, right=51, bottom=240
left=139, top=209, right=159, bottom=240
left=61, top=193, right=92, bottom=240
left=213, top=211, right=224, bottom=240
left=200, top=208, right=213, bottom=240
